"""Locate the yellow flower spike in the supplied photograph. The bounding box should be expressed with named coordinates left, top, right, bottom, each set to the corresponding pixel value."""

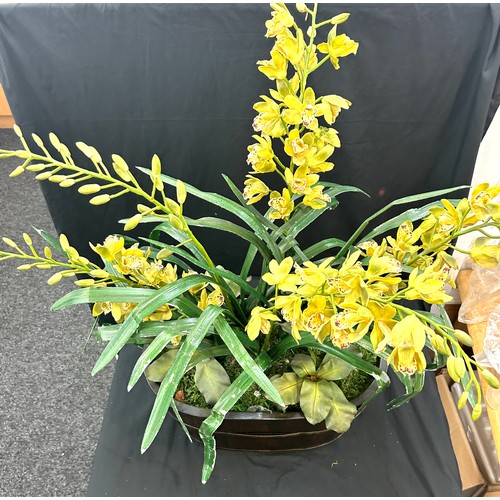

left=262, top=257, right=301, bottom=292
left=257, top=49, right=288, bottom=81
left=245, top=306, right=280, bottom=341
left=253, top=96, right=287, bottom=137
left=243, top=176, right=270, bottom=205
left=303, top=185, right=331, bottom=209
left=90, top=194, right=111, bottom=206
left=275, top=28, right=306, bottom=65
left=247, top=135, right=276, bottom=174
left=268, top=188, right=294, bottom=220
left=318, top=27, right=359, bottom=70
left=387, top=315, right=427, bottom=375
left=285, top=165, right=319, bottom=196
left=283, top=87, right=323, bottom=130
left=319, top=95, right=351, bottom=125
left=124, top=213, right=143, bottom=231
left=469, top=237, right=500, bottom=268
left=265, top=3, right=295, bottom=38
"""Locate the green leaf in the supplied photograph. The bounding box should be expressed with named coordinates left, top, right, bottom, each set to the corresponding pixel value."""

left=303, top=238, right=347, bottom=260
left=138, top=168, right=283, bottom=261
left=271, top=372, right=302, bottom=405
left=144, top=349, right=179, bottom=383
left=170, top=401, right=192, bottom=443
left=360, top=199, right=461, bottom=242
left=214, top=316, right=284, bottom=406
left=317, top=353, right=356, bottom=381
left=187, top=345, right=231, bottom=370
left=300, top=379, right=335, bottom=425
left=335, top=185, right=469, bottom=262
left=388, top=371, right=425, bottom=410
left=198, top=353, right=272, bottom=484
left=239, top=244, right=258, bottom=282
left=185, top=216, right=273, bottom=262
left=32, top=227, right=65, bottom=256
left=290, top=353, right=316, bottom=378
left=324, top=382, right=357, bottom=433
left=194, top=358, right=232, bottom=405
left=141, top=305, right=223, bottom=453
left=52, top=287, right=156, bottom=311
left=90, top=274, right=211, bottom=376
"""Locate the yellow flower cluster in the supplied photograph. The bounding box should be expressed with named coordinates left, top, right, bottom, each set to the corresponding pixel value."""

left=243, top=3, right=358, bottom=220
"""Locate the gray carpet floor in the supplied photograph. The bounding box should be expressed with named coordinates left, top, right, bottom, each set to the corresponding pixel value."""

left=0, top=129, right=113, bottom=496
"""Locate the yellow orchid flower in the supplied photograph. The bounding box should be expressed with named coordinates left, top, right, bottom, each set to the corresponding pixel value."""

left=115, top=244, right=149, bottom=275
left=404, top=268, right=452, bottom=304
left=318, top=27, right=359, bottom=70
left=269, top=74, right=300, bottom=102
left=243, top=176, right=270, bottom=204
left=90, top=235, right=125, bottom=262
left=386, top=221, right=421, bottom=261
left=303, top=295, right=334, bottom=342
left=268, top=188, right=294, bottom=219
left=257, top=49, right=288, bottom=81
left=146, top=304, right=173, bottom=322
left=295, top=258, right=335, bottom=296
left=319, top=95, right=351, bottom=125
left=198, top=286, right=225, bottom=310
left=469, top=237, right=500, bottom=268
left=274, top=294, right=303, bottom=323
left=303, top=184, right=331, bottom=209
left=253, top=96, right=287, bottom=137
left=246, top=307, right=280, bottom=341
left=387, top=315, right=427, bottom=375
left=367, top=302, right=397, bottom=352
left=283, top=87, right=323, bottom=130
left=284, top=129, right=314, bottom=166
left=265, top=3, right=295, bottom=38
left=182, top=270, right=208, bottom=294
left=470, top=183, right=500, bottom=221
left=247, top=135, right=276, bottom=173
left=314, top=126, right=341, bottom=150
left=303, top=143, right=335, bottom=173
left=263, top=257, right=301, bottom=292
left=285, top=165, right=319, bottom=195
left=275, top=28, right=306, bottom=65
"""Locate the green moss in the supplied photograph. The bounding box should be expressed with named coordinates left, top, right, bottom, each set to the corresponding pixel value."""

left=176, top=347, right=378, bottom=411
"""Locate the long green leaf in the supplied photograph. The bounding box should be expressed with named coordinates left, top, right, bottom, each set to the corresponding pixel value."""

left=141, top=305, right=223, bottom=453
left=240, top=244, right=258, bottom=283
left=199, top=353, right=272, bottom=484
left=303, top=238, right=347, bottom=260
left=214, top=316, right=285, bottom=407
left=52, top=287, right=156, bottom=311
left=129, top=330, right=186, bottom=390
left=335, top=185, right=469, bottom=262
left=137, top=167, right=283, bottom=261
left=388, top=371, right=425, bottom=409
left=90, top=275, right=211, bottom=375
left=187, top=345, right=232, bottom=370
left=32, top=227, right=65, bottom=256
left=361, top=199, right=461, bottom=242
left=186, top=216, right=272, bottom=262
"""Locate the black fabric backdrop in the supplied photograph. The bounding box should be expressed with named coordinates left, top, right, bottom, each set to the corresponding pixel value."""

left=1, top=3, right=500, bottom=496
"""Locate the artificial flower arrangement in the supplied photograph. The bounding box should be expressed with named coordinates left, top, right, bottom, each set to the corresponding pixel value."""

left=2, top=3, right=500, bottom=483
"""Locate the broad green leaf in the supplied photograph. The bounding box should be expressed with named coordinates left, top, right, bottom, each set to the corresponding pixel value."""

left=194, top=358, right=231, bottom=405
left=271, top=372, right=302, bottom=405
left=199, top=353, right=272, bottom=483
left=290, top=353, right=316, bottom=378
left=89, top=275, right=211, bottom=376
left=300, top=379, right=335, bottom=425
left=317, top=353, right=356, bottom=381
left=335, top=185, right=469, bottom=262
left=214, top=316, right=284, bottom=406
left=141, top=305, right=223, bottom=453
left=324, top=382, right=357, bottom=433
left=144, top=349, right=179, bottom=383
